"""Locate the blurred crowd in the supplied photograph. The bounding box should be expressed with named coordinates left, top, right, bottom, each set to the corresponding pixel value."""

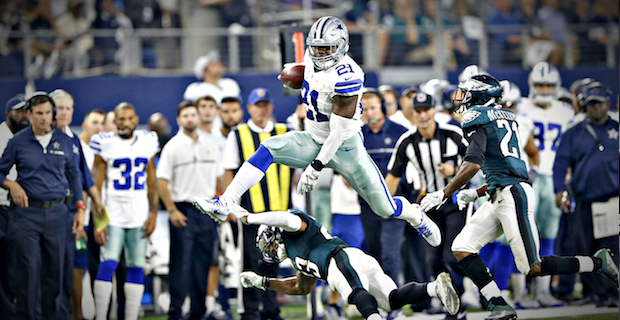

left=0, top=0, right=618, bottom=77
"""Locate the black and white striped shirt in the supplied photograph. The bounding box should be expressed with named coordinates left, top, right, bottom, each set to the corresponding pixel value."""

left=387, top=123, right=469, bottom=193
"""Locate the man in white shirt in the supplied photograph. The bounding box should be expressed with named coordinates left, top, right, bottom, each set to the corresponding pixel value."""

left=0, top=93, right=29, bottom=319
left=157, top=102, right=225, bottom=320
left=196, top=96, right=226, bottom=152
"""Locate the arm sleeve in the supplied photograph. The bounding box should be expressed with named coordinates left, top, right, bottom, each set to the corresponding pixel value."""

left=0, top=139, right=17, bottom=186
left=387, top=133, right=412, bottom=178
left=245, top=211, right=303, bottom=233
left=463, top=126, right=487, bottom=165
left=552, top=129, right=573, bottom=193
left=314, top=114, right=361, bottom=165
left=65, top=141, right=84, bottom=202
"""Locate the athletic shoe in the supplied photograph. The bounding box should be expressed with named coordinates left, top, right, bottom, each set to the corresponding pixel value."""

left=412, top=211, right=442, bottom=247
left=386, top=309, right=406, bottom=320
left=594, top=248, right=619, bottom=289
left=435, top=272, right=460, bottom=316
left=513, top=291, right=540, bottom=309
left=536, top=292, right=565, bottom=308
left=325, top=304, right=346, bottom=320
left=193, top=196, right=230, bottom=222
left=484, top=297, right=517, bottom=320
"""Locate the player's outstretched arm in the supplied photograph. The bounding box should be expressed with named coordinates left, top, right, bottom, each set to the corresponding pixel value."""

left=298, top=95, right=359, bottom=195
left=444, top=161, right=481, bottom=198
left=236, top=207, right=307, bottom=233
left=243, top=271, right=316, bottom=295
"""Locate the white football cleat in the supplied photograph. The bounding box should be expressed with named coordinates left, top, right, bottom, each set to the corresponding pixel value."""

left=192, top=196, right=230, bottom=222
left=435, top=271, right=460, bottom=316
left=412, top=211, right=442, bottom=247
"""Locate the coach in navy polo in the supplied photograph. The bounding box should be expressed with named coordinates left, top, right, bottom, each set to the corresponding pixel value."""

left=359, top=88, right=409, bottom=282
left=0, top=92, right=84, bottom=320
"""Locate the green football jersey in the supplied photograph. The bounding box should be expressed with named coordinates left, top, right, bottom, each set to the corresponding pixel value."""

left=283, top=210, right=348, bottom=280
left=461, top=106, right=529, bottom=193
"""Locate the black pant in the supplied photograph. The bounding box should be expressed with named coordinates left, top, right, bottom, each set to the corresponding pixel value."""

left=168, top=203, right=218, bottom=320
left=570, top=200, right=619, bottom=301
left=0, top=206, right=15, bottom=319
left=359, top=201, right=406, bottom=282
left=12, top=203, right=68, bottom=320
left=425, top=201, right=466, bottom=295
left=58, top=216, right=75, bottom=320
left=240, top=224, right=280, bottom=320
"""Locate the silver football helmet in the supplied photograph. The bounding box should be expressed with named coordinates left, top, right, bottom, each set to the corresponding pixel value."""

left=528, top=62, right=561, bottom=106
left=306, top=16, right=349, bottom=71
left=256, top=225, right=286, bottom=263
left=458, top=65, right=489, bottom=83
left=500, top=80, right=522, bottom=109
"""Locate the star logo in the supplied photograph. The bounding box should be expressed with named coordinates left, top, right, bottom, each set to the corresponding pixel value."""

left=53, top=142, right=60, bottom=150
left=609, top=128, right=619, bottom=140
left=384, top=137, right=392, bottom=145
left=72, top=144, right=79, bottom=155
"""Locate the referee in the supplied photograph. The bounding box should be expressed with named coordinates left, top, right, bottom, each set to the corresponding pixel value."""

left=386, top=92, right=469, bottom=318
left=0, top=92, right=85, bottom=320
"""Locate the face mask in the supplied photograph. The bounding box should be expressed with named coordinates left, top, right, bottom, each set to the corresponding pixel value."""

left=533, top=94, right=554, bottom=106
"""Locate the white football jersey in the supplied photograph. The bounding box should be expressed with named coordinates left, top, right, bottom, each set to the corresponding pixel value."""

left=519, top=99, right=574, bottom=175
left=515, top=111, right=534, bottom=171
left=302, top=51, right=364, bottom=144
left=90, top=130, right=160, bottom=201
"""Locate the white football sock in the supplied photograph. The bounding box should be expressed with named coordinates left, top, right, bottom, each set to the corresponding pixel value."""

left=94, top=280, right=113, bottom=320
left=510, top=273, right=527, bottom=298
left=427, top=281, right=438, bottom=298
left=536, top=275, right=551, bottom=295
left=367, top=312, right=382, bottom=320
left=222, top=162, right=266, bottom=203
left=393, top=196, right=422, bottom=225
left=480, top=281, right=502, bottom=301
left=124, top=282, right=145, bottom=320
left=576, top=256, right=595, bottom=272
left=206, top=295, right=216, bottom=315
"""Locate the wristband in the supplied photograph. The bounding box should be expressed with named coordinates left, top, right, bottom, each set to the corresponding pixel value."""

left=311, top=159, right=324, bottom=171
left=77, top=204, right=86, bottom=211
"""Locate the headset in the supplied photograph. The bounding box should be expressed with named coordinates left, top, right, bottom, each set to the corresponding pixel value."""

left=26, top=91, right=56, bottom=120
left=362, top=87, right=387, bottom=117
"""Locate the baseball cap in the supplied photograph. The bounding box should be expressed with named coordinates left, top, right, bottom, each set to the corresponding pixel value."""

left=5, top=93, right=26, bottom=113
left=193, top=50, right=220, bottom=80
left=412, top=93, right=434, bottom=109
left=581, top=82, right=611, bottom=106
left=401, top=85, right=420, bottom=97
left=248, top=88, right=272, bottom=105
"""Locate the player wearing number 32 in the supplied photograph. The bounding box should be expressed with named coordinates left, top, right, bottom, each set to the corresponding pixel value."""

left=193, top=15, right=442, bottom=248
left=203, top=204, right=459, bottom=320
left=420, top=75, right=619, bottom=320
left=90, top=103, right=160, bottom=320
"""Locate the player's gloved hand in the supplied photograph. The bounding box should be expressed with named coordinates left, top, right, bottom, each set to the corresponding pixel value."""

left=456, top=189, right=478, bottom=210
left=420, top=190, right=446, bottom=212
left=240, top=271, right=268, bottom=290
left=228, top=204, right=250, bottom=221
left=297, top=160, right=323, bottom=195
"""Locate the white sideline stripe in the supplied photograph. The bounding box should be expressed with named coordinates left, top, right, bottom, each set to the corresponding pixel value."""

left=405, top=305, right=618, bottom=319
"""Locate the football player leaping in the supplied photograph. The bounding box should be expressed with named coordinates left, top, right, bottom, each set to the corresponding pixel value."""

left=420, top=74, right=619, bottom=320
left=193, top=16, right=441, bottom=247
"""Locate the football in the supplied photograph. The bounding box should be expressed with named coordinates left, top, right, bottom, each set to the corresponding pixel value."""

left=279, top=63, right=305, bottom=90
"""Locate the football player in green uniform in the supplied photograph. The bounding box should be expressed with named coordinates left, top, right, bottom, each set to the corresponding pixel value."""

left=420, top=74, right=619, bottom=320
left=197, top=203, right=460, bottom=320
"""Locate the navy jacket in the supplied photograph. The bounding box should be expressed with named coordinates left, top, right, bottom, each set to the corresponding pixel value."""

left=67, top=131, right=94, bottom=212
left=0, top=126, right=83, bottom=202
left=553, top=117, right=619, bottom=203
left=362, top=119, right=408, bottom=176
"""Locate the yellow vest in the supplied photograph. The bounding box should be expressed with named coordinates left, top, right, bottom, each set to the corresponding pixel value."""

left=235, top=123, right=291, bottom=213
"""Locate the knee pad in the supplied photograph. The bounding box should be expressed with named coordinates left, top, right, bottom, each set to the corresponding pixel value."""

left=247, top=145, right=274, bottom=173
left=96, top=260, right=119, bottom=282
left=126, top=267, right=144, bottom=285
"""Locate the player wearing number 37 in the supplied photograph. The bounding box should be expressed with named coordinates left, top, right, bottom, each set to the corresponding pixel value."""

left=90, top=103, right=160, bottom=320
left=200, top=203, right=460, bottom=320
left=193, top=15, right=442, bottom=249
left=419, top=75, right=619, bottom=320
